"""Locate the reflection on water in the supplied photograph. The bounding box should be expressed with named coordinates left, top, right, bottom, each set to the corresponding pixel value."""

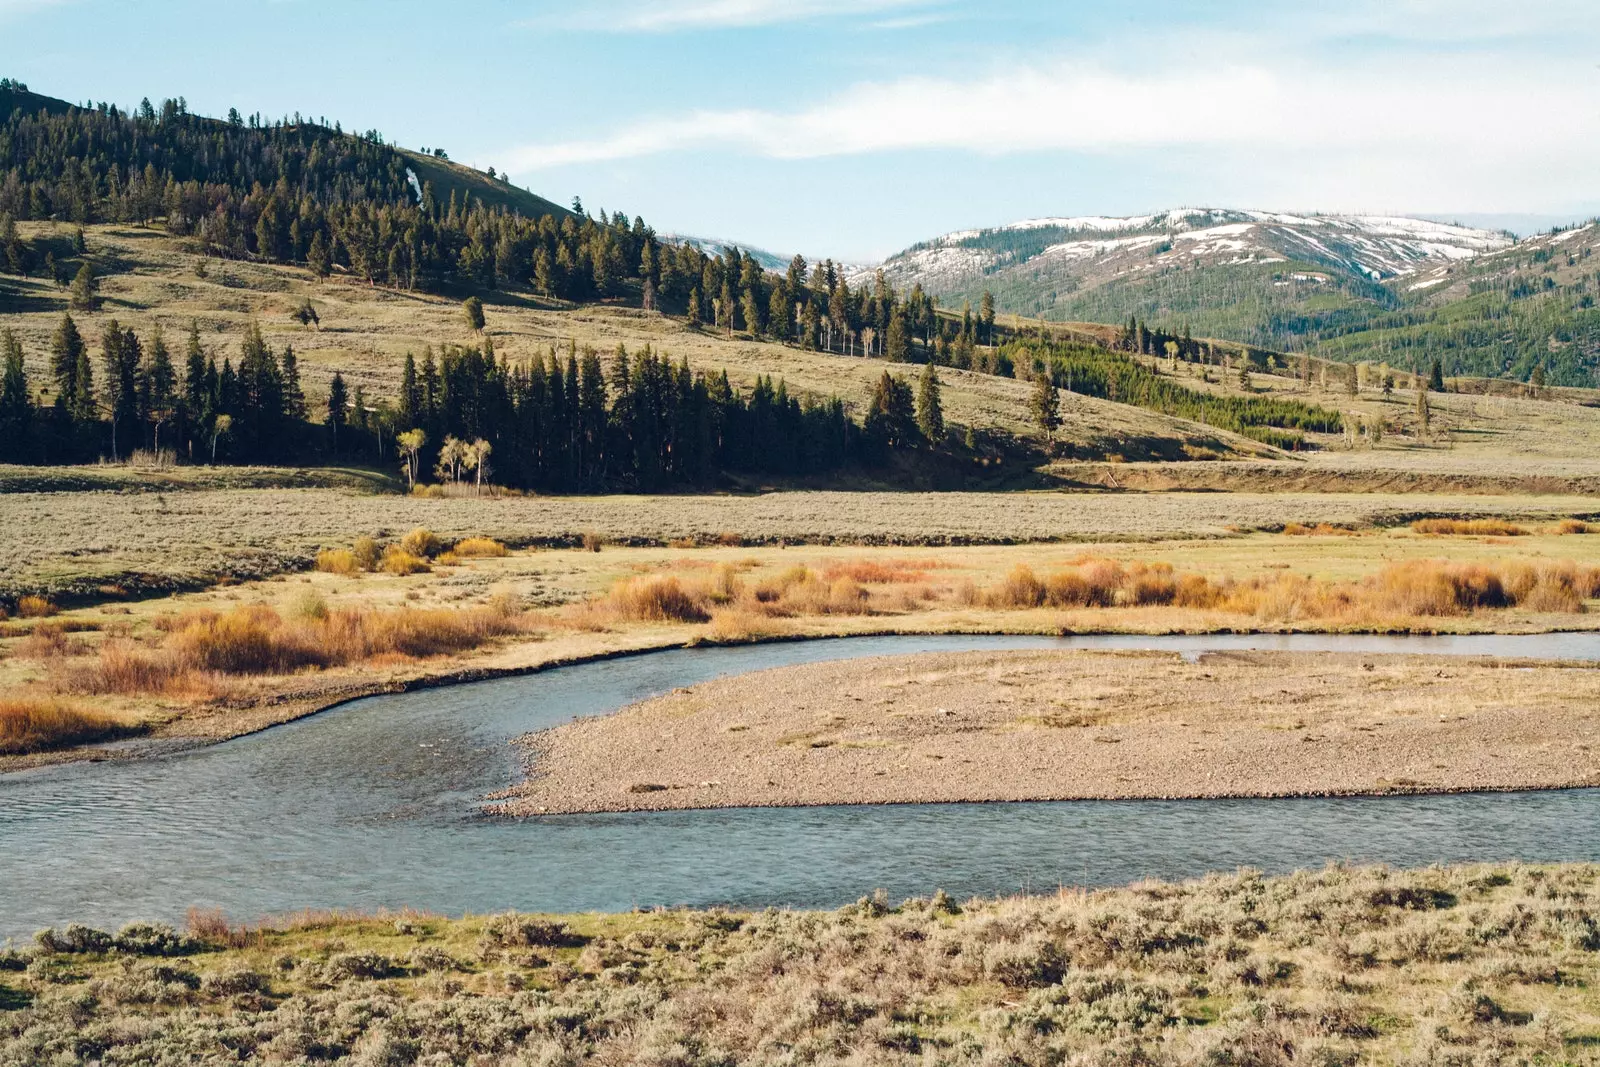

left=3, top=632, right=1598, bottom=939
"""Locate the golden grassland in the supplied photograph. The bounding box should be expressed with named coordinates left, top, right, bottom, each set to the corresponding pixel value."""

left=4, top=483, right=1599, bottom=603
left=5, top=525, right=1600, bottom=767
left=497, top=649, right=1600, bottom=814
left=3, top=863, right=1599, bottom=1064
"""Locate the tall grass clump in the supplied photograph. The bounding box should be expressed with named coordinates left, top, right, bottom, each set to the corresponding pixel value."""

left=1412, top=518, right=1528, bottom=537
left=604, top=577, right=710, bottom=623
left=61, top=602, right=530, bottom=695
left=382, top=546, right=431, bottom=575
left=400, top=528, right=443, bottom=558
left=17, top=595, right=57, bottom=618
left=451, top=537, right=508, bottom=558
left=1557, top=518, right=1592, bottom=535
left=0, top=699, right=138, bottom=755
left=314, top=549, right=359, bottom=575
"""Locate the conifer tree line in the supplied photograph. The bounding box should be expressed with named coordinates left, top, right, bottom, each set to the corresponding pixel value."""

left=0, top=315, right=951, bottom=486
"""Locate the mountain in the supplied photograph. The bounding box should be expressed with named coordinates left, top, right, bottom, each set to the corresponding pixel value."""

left=660, top=234, right=792, bottom=272
left=864, top=208, right=1509, bottom=297
left=862, top=208, right=1600, bottom=387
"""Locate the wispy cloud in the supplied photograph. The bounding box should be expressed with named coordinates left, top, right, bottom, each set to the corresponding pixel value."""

left=540, top=0, right=937, bottom=33
left=500, top=47, right=1600, bottom=211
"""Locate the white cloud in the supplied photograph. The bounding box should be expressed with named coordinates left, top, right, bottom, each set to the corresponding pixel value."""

left=545, top=0, right=935, bottom=32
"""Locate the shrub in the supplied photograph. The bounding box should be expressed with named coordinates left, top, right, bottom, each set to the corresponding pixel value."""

left=113, top=923, right=203, bottom=957
left=16, top=595, right=57, bottom=618
left=289, top=588, right=328, bottom=621
left=400, top=528, right=442, bottom=558
left=606, top=576, right=710, bottom=623
left=0, top=699, right=138, bottom=755
left=315, top=549, right=359, bottom=575
left=1557, top=518, right=1591, bottom=535
left=200, top=968, right=267, bottom=996
left=323, top=952, right=397, bottom=981
left=382, top=546, right=432, bottom=575
left=1411, top=518, right=1528, bottom=536
left=352, top=536, right=382, bottom=571
left=452, top=537, right=508, bottom=558
left=36, top=924, right=114, bottom=954
left=582, top=530, right=604, bottom=552
left=481, top=913, right=583, bottom=949
left=989, top=565, right=1046, bottom=608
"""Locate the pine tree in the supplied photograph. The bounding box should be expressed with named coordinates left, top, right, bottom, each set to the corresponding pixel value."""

left=463, top=296, right=486, bottom=332
left=1031, top=369, right=1060, bottom=442
left=1428, top=358, right=1445, bottom=392
left=50, top=313, right=85, bottom=412
left=327, top=372, right=348, bottom=453
left=101, top=321, right=140, bottom=461
left=281, top=345, right=307, bottom=422
left=0, top=329, right=31, bottom=459
left=979, top=291, right=996, bottom=345
left=144, top=327, right=177, bottom=453
left=69, top=262, right=96, bottom=310
left=687, top=287, right=702, bottom=329
left=400, top=352, right=421, bottom=429
left=306, top=231, right=331, bottom=276
left=916, top=361, right=944, bottom=443
left=886, top=309, right=908, bottom=362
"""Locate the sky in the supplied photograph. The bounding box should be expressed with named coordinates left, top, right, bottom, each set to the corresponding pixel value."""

left=4, top=0, right=1599, bottom=262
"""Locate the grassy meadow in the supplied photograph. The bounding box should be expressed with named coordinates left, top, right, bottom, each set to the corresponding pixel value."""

left=6, top=520, right=1600, bottom=767
left=2, top=863, right=1598, bottom=1064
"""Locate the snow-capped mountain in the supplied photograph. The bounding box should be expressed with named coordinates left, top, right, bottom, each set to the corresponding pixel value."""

left=856, top=209, right=1513, bottom=295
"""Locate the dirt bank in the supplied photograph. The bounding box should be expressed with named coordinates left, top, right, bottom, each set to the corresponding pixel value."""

left=495, top=649, right=1600, bottom=813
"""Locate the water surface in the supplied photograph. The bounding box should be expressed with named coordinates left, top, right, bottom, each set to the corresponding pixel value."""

left=3, top=631, right=1598, bottom=940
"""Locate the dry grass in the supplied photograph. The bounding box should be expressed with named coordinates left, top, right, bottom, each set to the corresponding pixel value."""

left=59, top=601, right=529, bottom=696
left=1412, top=517, right=1529, bottom=536
left=7, top=486, right=1599, bottom=604
left=0, top=698, right=137, bottom=755
left=450, top=537, right=507, bottom=558
left=381, top=546, right=431, bottom=576
left=400, top=528, right=443, bottom=558
left=16, top=595, right=56, bottom=618
left=313, top=548, right=359, bottom=575
left=1559, top=518, right=1593, bottom=535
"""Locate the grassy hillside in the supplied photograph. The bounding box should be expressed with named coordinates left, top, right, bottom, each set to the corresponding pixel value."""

left=0, top=222, right=1280, bottom=467
left=398, top=150, right=571, bottom=221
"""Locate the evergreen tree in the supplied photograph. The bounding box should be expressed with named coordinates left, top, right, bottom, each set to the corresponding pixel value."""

left=885, top=309, right=908, bottom=362
left=687, top=287, right=702, bottom=329
left=916, top=360, right=944, bottom=443
left=1031, top=369, right=1060, bottom=442
left=281, top=345, right=306, bottom=422
left=1428, top=358, right=1445, bottom=392
left=326, top=372, right=348, bottom=453
left=50, top=313, right=85, bottom=412
left=69, top=262, right=96, bottom=310
left=1, top=214, right=23, bottom=274
left=463, top=296, right=486, bottom=332
left=399, top=352, right=421, bottom=429
left=979, top=290, right=996, bottom=345
left=100, top=321, right=140, bottom=460
left=0, top=329, right=30, bottom=460
left=865, top=371, right=917, bottom=451
left=306, top=231, right=331, bottom=277
left=144, top=327, right=177, bottom=453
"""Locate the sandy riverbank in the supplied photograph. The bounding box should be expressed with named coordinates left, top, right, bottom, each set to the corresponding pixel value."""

left=495, top=648, right=1600, bottom=813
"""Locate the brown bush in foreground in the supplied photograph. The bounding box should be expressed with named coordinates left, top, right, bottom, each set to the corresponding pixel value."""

left=0, top=699, right=137, bottom=755
left=400, top=527, right=443, bottom=558
left=1412, top=517, right=1528, bottom=536
left=61, top=602, right=529, bottom=695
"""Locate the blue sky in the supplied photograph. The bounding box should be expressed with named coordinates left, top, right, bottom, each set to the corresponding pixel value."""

left=4, top=0, right=1599, bottom=260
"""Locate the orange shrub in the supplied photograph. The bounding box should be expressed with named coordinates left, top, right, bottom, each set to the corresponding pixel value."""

left=1411, top=518, right=1528, bottom=537
left=383, top=547, right=432, bottom=575
left=1557, top=518, right=1591, bottom=535
left=17, top=595, right=57, bottom=618
left=315, top=549, right=360, bottom=575
left=401, top=528, right=443, bottom=558
left=452, top=538, right=509, bottom=558
left=0, top=698, right=137, bottom=755
left=606, top=576, right=710, bottom=623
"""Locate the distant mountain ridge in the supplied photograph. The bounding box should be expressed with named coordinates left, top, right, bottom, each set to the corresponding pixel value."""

left=865, top=208, right=1511, bottom=294
left=858, top=207, right=1600, bottom=387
